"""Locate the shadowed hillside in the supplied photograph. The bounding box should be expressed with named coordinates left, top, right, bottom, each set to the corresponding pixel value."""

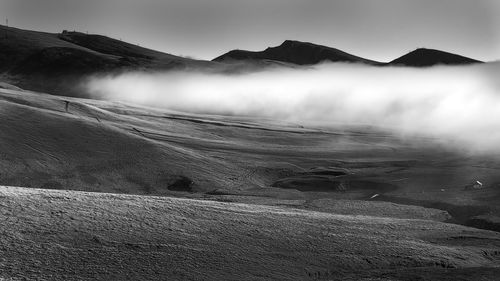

left=57, top=31, right=183, bottom=61
left=0, top=25, right=217, bottom=96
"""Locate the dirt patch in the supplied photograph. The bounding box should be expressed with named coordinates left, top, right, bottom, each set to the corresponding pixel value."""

left=306, top=167, right=349, bottom=176
left=376, top=195, right=500, bottom=232
left=40, top=180, right=64, bottom=190
left=168, top=176, right=193, bottom=192
left=467, top=216, right=500, bottom=233
left=272, top=176, right=398, bottom=193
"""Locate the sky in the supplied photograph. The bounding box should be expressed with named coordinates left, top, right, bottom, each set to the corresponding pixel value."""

left=1, top=0, right=499, bottom=62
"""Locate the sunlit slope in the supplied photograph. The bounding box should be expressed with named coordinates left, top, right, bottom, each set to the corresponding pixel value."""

left=2, top=87, right=500, bottom=198
left=1, top=185, right=499, bottom=281
left=0, top=89, right=240, bottom=194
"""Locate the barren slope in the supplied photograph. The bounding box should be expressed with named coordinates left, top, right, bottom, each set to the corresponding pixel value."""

left=0, top=25, right=217, bottom=97
left=2, top=87, right=500, bottom=232
left=1, top=186, right=500, bottom=281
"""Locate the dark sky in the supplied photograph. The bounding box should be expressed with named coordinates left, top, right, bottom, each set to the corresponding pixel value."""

left=1, top=0, right=499, bottom=61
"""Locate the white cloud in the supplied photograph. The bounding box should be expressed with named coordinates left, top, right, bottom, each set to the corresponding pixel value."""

left=85, top=62, right=500, bottom=152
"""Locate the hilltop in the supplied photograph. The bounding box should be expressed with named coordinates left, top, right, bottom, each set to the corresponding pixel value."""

left=0, top=25, right=216, bottom=96
left=214, top=40, right=482, bottom=67
left=214, top=40, right=381, bottom=65
left=390, top=48, right=482, bottom=67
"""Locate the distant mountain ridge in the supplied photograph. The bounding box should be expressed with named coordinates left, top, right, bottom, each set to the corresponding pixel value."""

left=214, top=40, right=482, bottom=67
left=0, top=25, right=484, bottom=97
left=214, top=40, right=382, bottom=65
left=389, top=48, right=481, bottom=67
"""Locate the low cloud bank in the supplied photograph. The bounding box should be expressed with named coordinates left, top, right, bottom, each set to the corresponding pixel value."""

left=85, top=62, right=500, bottom=152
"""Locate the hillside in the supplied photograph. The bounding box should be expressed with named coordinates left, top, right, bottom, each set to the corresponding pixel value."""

left=2, top=87, right=500, bottom=233
left=0, top=25, right=216, bottom=96
left=214, top=40, right=381, bottom=65
left=1, top=185, right=500, bottom=280
left=57, top=31, right=183, bottom=62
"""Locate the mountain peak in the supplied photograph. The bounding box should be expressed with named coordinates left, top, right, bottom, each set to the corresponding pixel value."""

left=280, top=40, right=303, bottom=46
left=390, top=48, right=481, bottom=67
left=214, top=40, right=381, bottom=65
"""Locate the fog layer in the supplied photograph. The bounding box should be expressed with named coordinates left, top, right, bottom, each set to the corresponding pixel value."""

left=86, top=62, right=500, bottom=152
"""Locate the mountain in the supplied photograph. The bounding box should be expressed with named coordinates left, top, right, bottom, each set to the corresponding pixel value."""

left=213, top=40, right=382, bottom=65
left=215, top=41, right=482, bottom=67
left=389, top=48, right=482, bottom=67
left=3, top=85, right=500, bottom=280
left=0, top=25, right=484, bottom=97
left=0, top=25, right=215, bottom=96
